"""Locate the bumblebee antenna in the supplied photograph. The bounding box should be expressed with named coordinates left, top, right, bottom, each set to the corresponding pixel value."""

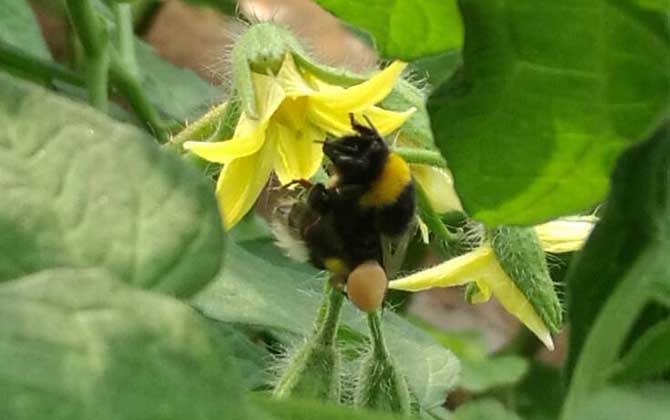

left=349, top=113, right=379, bottom=136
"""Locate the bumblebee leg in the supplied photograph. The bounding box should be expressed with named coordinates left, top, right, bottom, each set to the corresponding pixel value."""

left=307, top=183, right=331, bottom=213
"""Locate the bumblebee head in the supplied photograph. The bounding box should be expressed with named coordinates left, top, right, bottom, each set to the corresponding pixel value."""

left=323, top=115, right=389, bottom=183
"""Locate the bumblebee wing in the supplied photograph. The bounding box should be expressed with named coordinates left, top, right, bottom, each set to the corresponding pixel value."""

left=381, top=217, right=417, bottom=278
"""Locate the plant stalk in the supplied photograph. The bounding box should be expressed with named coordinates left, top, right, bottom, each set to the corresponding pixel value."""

left=392, top=147, right=447, bottom=168
left=66, top=0, right=110, bottom=111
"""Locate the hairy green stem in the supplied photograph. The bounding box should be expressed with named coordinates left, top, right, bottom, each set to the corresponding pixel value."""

left=392, top=147, right=447, bottom=168
left=0, top=40, right=84, bottom=87
left=169, top=101, right=230, bottom=146
left=66, top=0, right=110, bottom=110
left=314, top=283, right=346, bottom=346
left=355, top=310, right=411, bottom=416
left=367, top=310, right=389, bottom=357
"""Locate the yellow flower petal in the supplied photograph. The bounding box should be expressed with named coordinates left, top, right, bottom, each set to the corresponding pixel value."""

left=467, top=280, right=492, bottom=304
left=308, top=103, right=415, bottom=137
left=390, top=245, right=554, bottom=350
left=252, top=72, right=286, bottom=120
left=309, top=61, right=407, bottom=113
left=417, top=216, right=430, bottom=244
left=389, top=246, right=495, bottom=291
left=411, top=165, right=463, bottom=213
left=183, top=115, right=268, bottom=163
left=276, top=54, right=315, bottom=97
left=480, top=257, right=555, bottom=351
left=271, top=122, right=324, bottom=184
left=215, top=139, right=276, bottom=229
left=534, top=216, right=596, bottom=253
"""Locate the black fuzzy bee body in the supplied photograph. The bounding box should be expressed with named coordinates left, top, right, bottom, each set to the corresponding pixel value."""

left=273, top=116, right=415, bottom=276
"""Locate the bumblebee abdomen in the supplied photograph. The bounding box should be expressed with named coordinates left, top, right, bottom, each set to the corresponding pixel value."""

left=358, top=153, right=412, bottom=208
left=375, top=181, right=415, bottom=236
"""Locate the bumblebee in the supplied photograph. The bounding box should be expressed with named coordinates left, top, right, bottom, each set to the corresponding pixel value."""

left=272, top=115, right=415, bottom=279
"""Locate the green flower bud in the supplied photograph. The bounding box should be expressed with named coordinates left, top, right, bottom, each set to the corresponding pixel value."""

left=490, top=225, right=563, bottom=333
left=354, top=311, right=411, bottom=416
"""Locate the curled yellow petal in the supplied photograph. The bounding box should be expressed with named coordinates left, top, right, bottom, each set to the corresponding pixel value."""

left=390, top=245, right=555, bottom=350
left=309, top=61, right=407, bottom=112
left=183, top=115, right=267, bottom=164
left=411, top=165, right=463, bottom=214
left=308, top=102, right=415, bottom=137
left=276, top=54, right=314, bottom=97
left=215, top=139, right=275, bottom=229
left=389, top=246, right=495, bottom=291
left=534, top=216, right=596, bottom=253
left=481, top=259, right=554, bottom=351
left=251, top=72, right=286, bottom=120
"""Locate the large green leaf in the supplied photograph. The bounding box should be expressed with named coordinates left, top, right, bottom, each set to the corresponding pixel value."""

left=134, top=40, right=221, bottom=121
left=314, top=0, right=463, bottom=60
left=0, top=73, right=224, bottom=297
left=610, top=319, right=670, bottom=382
left=565, top=124, right=670, bottom=378
left=452, top=399, right=523, bottom=420
left=429, top=0, right=670, bottom=226
left=410, top=317, right=528, bottom=393
left=561, top=125, right=670, bottom=418
left=0, top=0, right=52, bottom=60
left=254, top=395, right=403, bottom=420
left=512, top=362, right=564, bottom=420
left=0, top=268, right=248, bottom=420
left=193, top=237, right=460, bottom=410
left=573, top=385, right=670, bottom=420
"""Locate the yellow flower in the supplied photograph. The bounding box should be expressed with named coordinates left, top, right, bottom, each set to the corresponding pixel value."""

left=411, top=164, right=463, bottom=214
left=183, top=54, right=415, bottom=228
left=389, top=218, right=596, bottom=350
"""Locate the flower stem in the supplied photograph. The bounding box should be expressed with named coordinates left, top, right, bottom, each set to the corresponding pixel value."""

left=169, top=101, right=231, bottom=146
left=414, top=180, right=459, bottom=250
left=110, top=56, right=168, bottom=142
left=113, top=2, right=139, bottom=77
left=66, top=0, right=110, bottom=111
left=0, top=40, right=83, bottom=87
left=392, top=147, right=447, bottom=168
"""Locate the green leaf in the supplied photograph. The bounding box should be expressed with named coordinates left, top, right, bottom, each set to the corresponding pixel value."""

left=314, top=0, right=463, bottom=60
left=193, top=238, right=460, bottom=410
left=429, top=0, right=670, bottom=226
left=254, top=395, right=404, bottom=420
left=410, top=317, right=528, bottom=393
left=452, top=399, right=523, bottom=420
left=0, top=0, right=52, bottom=60
left=213, top=322, right=272, bottom=390
left=573, top=385, right=670, bottom=420
left=513, top=362, right=564, bottom=420
left=411, top=51, right=462, bottom=93
left=565, top=124, right=670, bottom=379
left=610, top=319, right=670, bottom=382
left=0, top=268, right=248, bottom=420
left=134, top=40, right=221, bottom=121
left=0, top=73, right=224, bottom=297
left=561, top=125, right=670, bottom=419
